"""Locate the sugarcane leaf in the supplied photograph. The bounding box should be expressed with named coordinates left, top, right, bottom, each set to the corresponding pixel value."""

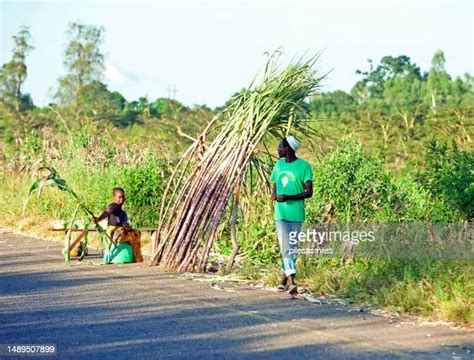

left=28, top=178, right=42, bottom=197
left=23, top=178, right=43, bottom=214
left=38, top=165, right=58, bottom=177
left=52, top=177, right=68, bottom=191
left=37, top=175, right=54, bottom=197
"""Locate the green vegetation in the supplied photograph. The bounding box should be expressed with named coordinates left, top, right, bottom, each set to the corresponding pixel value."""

left=0, top=22, right=472, bottom=326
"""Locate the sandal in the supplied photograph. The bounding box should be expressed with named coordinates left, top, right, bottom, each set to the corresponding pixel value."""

left=288, top=284, right=298, bottom=295
left=277, top=272, right=287, bottom=292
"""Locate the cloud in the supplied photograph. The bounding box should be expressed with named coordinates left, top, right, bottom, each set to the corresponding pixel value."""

left=104, top=63, right=139, bottom=85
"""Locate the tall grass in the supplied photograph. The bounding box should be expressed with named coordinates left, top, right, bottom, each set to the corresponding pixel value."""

left=0, top=122, right=174, bottom=249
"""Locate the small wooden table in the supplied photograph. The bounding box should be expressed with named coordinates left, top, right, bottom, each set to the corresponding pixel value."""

left=49, top=228, right=159, bottom=264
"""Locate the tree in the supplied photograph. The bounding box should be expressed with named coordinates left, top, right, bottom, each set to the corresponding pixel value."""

left=350, top=80, right=369, bottom=105
left=425, top=50, right=451, bottom=110
left=149, top=98, right=188, bottom=118
left=442, top=73, right=474, bottom=112
left=76, top=81, right=141, bottom=127
left=55, top=22, right=105, bottom=107
left=383, top=72, right=426, bottom=139
left=0, top=26, right=34, bottom=112
left=310, top=90, right=355, bottom=116
left=354, top=56, right=422, bottom=101
left=77, top=81, right=118, bottom=119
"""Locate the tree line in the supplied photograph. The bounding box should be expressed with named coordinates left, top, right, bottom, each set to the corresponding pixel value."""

left=1, top=22, right=473, bottom=134
left=0, top=23, right=191, bottom=129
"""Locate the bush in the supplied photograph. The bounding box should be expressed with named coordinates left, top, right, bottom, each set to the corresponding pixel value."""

left=308, top=140, right=400, bottom=222
left=119, top=156, right=172, bottom=227
left=417, top=140, right=473, bottom=220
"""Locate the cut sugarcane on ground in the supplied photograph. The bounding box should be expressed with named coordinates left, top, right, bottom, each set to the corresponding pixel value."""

left=151, top=53, right=325, bottom=272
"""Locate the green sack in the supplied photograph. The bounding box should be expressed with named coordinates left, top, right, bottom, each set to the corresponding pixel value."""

left=103, top=242, right=135, bottom=264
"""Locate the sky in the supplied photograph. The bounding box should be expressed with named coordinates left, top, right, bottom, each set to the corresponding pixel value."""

left=1, top=0, right=473, bottom=108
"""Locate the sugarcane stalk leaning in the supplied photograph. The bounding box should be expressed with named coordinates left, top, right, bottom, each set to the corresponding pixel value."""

left=151, top=53, right=324, bottom=272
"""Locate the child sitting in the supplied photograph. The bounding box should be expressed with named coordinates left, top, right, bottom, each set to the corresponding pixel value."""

left=93, top=187, right=143, bottom=262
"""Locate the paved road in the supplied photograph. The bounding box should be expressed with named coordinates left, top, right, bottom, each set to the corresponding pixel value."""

left=0, top=231, right=473, bottom=359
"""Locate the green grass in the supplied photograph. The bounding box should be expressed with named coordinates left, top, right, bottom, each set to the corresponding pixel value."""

left=294, top=258, right=473, bottom=326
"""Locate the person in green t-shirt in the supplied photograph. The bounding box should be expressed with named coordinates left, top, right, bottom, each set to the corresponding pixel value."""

left=271, top=136, right=313, bottom=295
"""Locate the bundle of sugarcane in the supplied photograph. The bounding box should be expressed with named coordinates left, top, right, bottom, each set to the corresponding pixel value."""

left=151, top=54, right=324, bottom=272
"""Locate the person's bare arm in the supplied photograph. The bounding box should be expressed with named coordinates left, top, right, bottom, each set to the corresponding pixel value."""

left=276, top=181, right=313, bottom=202
left=271, top=182, right=277, bottom=201
left=93, top=204, right=115, bottom=223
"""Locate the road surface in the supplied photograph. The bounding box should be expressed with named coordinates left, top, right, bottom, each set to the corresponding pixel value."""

left=0, top=230, right=472, bottom=359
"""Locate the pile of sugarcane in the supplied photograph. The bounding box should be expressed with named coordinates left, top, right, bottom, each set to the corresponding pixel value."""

left=151, top=53, right=324, bottom=272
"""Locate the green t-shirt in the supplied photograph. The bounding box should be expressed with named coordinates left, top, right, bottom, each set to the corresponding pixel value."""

left=271, top=158, right=313, bottom=222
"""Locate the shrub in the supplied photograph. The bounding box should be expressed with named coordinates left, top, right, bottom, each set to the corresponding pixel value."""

left=416, top=140, right=473, bottom=220
left=119, top=156, right=172, bottom=227
left=308, top=140, right=400, bottom=222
